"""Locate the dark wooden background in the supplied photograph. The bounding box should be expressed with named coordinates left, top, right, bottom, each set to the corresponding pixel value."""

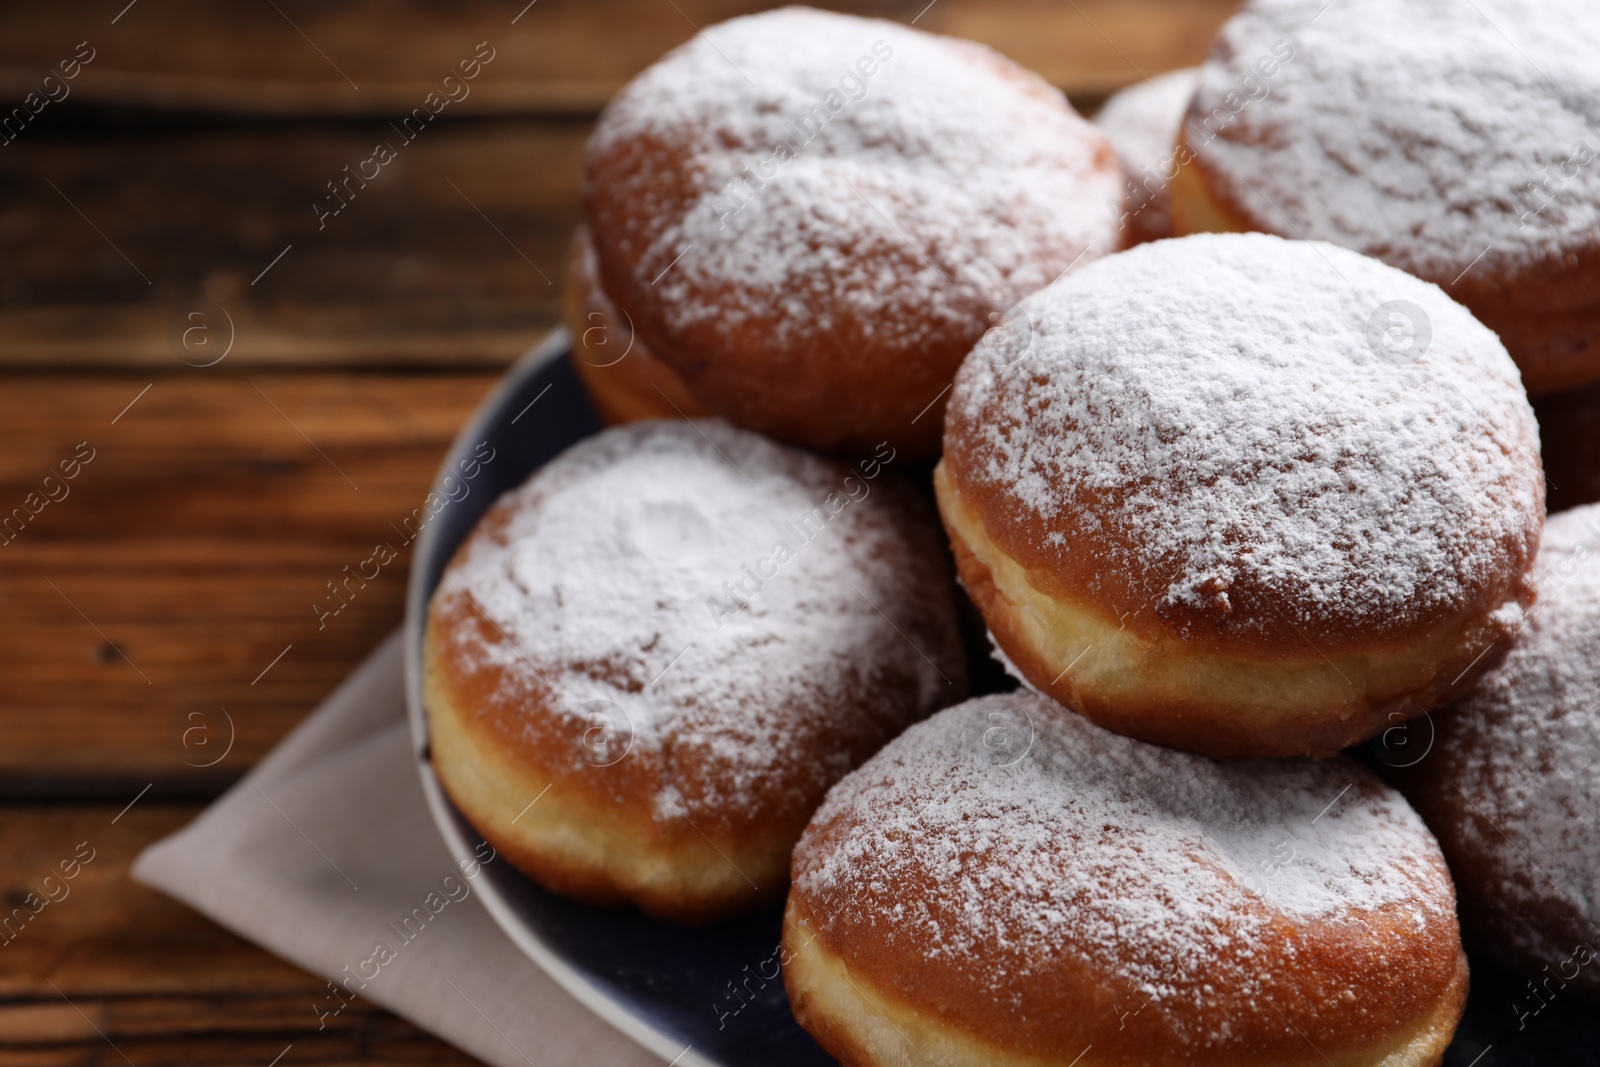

left=0, top=2, right=1231, bottom=1064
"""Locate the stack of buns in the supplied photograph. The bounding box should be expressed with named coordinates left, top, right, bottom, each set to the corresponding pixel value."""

left=427, top=4, right=1600, bottom=1063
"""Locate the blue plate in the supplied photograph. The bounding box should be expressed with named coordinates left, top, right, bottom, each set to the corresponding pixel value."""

left=404, top=331, right=1598, bottom=1067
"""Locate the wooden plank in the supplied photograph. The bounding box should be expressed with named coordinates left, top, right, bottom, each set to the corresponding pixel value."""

left=927, top=0, right=1229, bottom=99
left=0, top=805, right=480, bottom=1065
left=0, top=6, right=1234, bottom=373
left=0, top=0, right=1230, bottom=117
left=0, top=119, right=585, bottom=368
left=0, top=372, right=501, bottom=788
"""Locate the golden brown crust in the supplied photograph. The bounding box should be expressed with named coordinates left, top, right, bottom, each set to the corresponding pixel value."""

left=936, top=462, right=1524, bottom=758
left=1463, top=270, right=1600, bottom=397
left=784, top=696, right=1471, bottom=1066
left=785, top=898, right=1468, bottom=1067
left=562, top=227, right=708, bottom=426
left=585, top=193, right=967, bottom=459
left=1167, top=151, right=1257, bottom=239
left=425, top=614, right=789, bottom=922
left=937, top=427, right=1538, bottom=657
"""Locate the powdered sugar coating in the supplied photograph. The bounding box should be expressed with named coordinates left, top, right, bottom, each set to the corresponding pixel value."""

left=1098, top=68, right=1199, bottom=176
left=944, top=232, right=1543, bottom=642
left=586, top=6, right=1123, bottom=356
left=434, top=420, right=963, bottom=821
left=1096, top=67, right=1199, bottom=236
left=793, top=693, right=1456, bottom=1039
left=1421, top=503, right=1600, bottom=962
left=1191, top=0, right=1600, bottom=283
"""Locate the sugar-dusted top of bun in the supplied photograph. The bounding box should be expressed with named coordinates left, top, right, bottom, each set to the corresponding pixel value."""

left=943, top=233, right=1543, bottom=647
left=1190, top=0, right=1600, bottom=282
left=589, top=5, right=1121, bottom=348
left=793, top=693, right=1463, bottom=1053
left=434, top=419, right=962, bottom=822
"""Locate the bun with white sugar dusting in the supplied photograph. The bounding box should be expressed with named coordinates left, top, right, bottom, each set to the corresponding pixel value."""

left=1171, top=0, right=1600, bottom=396
left=1401, top=503, right=1600, bottom=1002
left=582, top=5, right=1126, bottom=458
left=784, top=692, right=1469, bottom=1067
left=424, top=419, right=967, bottom=922
left=937, top=232, right=1544, bottom=758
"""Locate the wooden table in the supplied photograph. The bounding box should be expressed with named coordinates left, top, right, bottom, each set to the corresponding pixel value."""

left=0, top=2, right=1238, bottom=1063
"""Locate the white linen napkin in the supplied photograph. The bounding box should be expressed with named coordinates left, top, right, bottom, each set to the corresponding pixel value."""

left=132, top=631, right=665, bottom=1067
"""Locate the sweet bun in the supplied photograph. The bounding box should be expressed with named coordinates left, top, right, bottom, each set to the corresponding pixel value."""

left=938, top=233, right=1544, bottom=758
left=424, top=419, right=968, bottom=922
left=583, top=6, right=1125, bottom=458
left=785, top=693, right=1470, bottom=1066
left=563, top=226, right=708, bottom=425
left=1094, top=67, right=1199, bottom=243
left=1400, top=503, right=1600, bottom=1001
left=1170, top=0, right=1600, bottom=396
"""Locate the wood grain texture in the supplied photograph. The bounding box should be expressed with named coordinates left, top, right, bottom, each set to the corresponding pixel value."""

left=0, top=119, right=584, bottom=369
left=0, top=805, right=480, bottom=1066
left=0, top=2, right=1236, bottom=373
left=0, top=0, right=1233, bottom=115
left=0, top=371, right=504, bottom=789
